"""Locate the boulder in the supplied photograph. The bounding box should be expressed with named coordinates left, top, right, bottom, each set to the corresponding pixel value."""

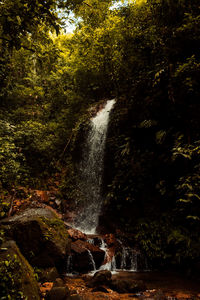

left=40, top=267, right=59, bottom=282
left=1, top=208, right=70, bottom=271
left=110, top=278, right=146, bottom=293
left=87, top=270, right=112, bottom=287
left=0, top=240, right=40, bottom=300
left=71, top=239, right=105, bottom=272
left=46, top=286, right=70, bottom=300
left=68, top=228, right=87, bottom=241
left=32, top=190, right=49, bottom=203
left=40, top=282, right=53, bottom=298
left=104, top=234, right=117, bottom=247
left=53, top=278, right=65, bottom=287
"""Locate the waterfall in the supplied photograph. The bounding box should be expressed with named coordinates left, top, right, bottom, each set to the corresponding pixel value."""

left=74, top=99, right=116, bottom=234
left=65, top=99, right=147, bottom=275
left=87, top=249, right=96, bottom=271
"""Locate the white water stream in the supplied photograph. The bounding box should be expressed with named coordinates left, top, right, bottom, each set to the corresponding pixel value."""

left=73, top=99, right=116, bottom=234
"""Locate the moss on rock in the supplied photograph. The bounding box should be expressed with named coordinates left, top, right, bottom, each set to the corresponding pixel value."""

left=1, top=208, right=71, bottom=271
left=0, top=240, right=40, bottom=300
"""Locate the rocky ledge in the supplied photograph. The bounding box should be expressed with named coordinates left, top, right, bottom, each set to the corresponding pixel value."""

left=1, top=207, right=71, bottom=271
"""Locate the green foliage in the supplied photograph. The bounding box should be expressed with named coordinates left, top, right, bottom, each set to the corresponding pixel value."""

left=135, top=219, right=171, bottom=265
left=172, top=137, right=200, bottom=228
left=0, top=254, right=26, bottom=300
left=0, top=0, right=86, bottom=50
left=0, top=121, right=27, bottom=187
left=39, top=217, right=69, bottom=241
left=0, top=0, right=200, bottom=272
left=0, top=229, right=5, bottom=245
left=0, top=199, right=10, bottom=219
left=167, top=228, right=200, bottom=264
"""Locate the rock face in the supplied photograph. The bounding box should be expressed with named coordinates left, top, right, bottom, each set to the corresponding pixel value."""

left=87, top=270, right=112, bottom=287
left=70, top=239, right=105, bottom=273
left=1, top=208, right=70, bottom=271
left=0, top=240, right=40, bottom=300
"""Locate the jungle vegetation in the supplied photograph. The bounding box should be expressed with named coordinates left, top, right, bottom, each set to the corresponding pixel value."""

left=0, top=0, right=200, bottom=272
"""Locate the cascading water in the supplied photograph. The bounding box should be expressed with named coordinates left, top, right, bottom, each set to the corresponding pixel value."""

left=87, top=249, right=96, bottom=271
left=73, top=99, right=116, bottom=234
left=66, top=99, right=147, bottom=275
left=66, top=255, right=73, bottom=275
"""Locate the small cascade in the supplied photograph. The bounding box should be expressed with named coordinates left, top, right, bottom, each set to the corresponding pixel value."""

left=98, top=237, right=116, bottom=271
left=87, top=238, right=95, bottom=245
left=120, top=247, right=129, bottom=270
left=65, top=232, right=147, bottom=275
left=130, top=252, right=138, bottom=271
left=100, top=255, right=116, bottom=271
left=66, top=255, right=73, bottom=275
left=87, top=249, right=96, bottom=271
left=119, top=247, right=138, bottom=271
left=99, top=238, right=106, bottom=251
left=90, top=236, right=139, bottom=272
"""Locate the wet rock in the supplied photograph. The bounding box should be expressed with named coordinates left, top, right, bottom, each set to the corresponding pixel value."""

left=154, top=290, right=166, bottom=300
left=46, top=286, right=70, bottom=300
left=32, top=190, right=49, bottom=203
left=110, top=278, right=146, bottom=293
left=82, top=294, right=110, bottom=300
left=92, top=286, right=109, bottom=293
left=143, top=289, right=166, bottom=299
left=40, top=282, right=53, bottom=298
left=53, top=278, right=65, bottom=287
left=71, top=239, right=104, bottom=272
left=67, top=295, right=83, bottom=300
left=87, top=270, right=112, bottom=287
left=81, top=274, right=91, bottom=282
left=40, top=267, right=59, bottom=282
left=1, top=208, right=70, bottom=271
left=0, top=240, right=40, bottom=300
left=104, top=233, right=117, bottom=247
left=68, top=228, right=87, bottom=241
left=102, top=245, right=115, bottom=266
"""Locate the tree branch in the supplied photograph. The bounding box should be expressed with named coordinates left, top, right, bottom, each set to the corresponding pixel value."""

left=83, top=1, right=92, bottom=8
left=0, top=37, right=35, bottom=52
left=8, top=191, right=16, bottom=217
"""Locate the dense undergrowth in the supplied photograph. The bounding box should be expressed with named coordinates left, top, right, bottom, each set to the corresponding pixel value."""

left=0, top=0, right=200, bottom=274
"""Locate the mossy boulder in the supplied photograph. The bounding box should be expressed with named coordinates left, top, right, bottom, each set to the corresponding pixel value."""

left=0, top=240, right=40, bottom=300
left=1, top=208, right=70, bottom=271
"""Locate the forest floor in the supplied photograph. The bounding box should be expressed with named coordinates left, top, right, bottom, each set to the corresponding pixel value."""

left=54, top=272, right=200, bottom=300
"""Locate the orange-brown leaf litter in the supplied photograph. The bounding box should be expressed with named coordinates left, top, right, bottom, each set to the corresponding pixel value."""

left=40, top=272, right=200, bottom=300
